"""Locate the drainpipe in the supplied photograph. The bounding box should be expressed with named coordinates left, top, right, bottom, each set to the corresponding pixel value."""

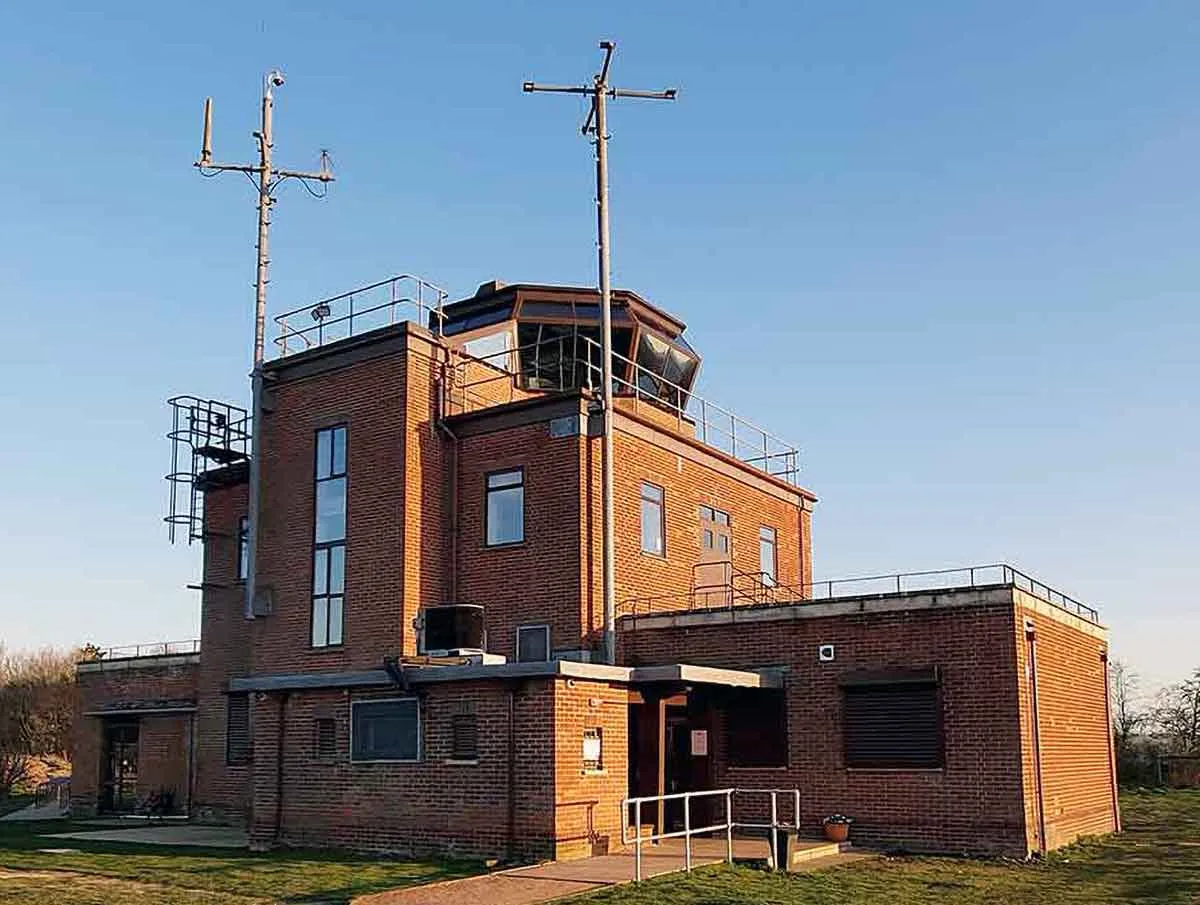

left=274, top=692, right=290, bottom=843
left=434, top=370, right=460, bottom=603
left=186, top=711, right=196, bottom=816
left=1100, top=650, right=1122, bottom=832
left=1025, top=621, right=1047, bottom=855
left=507, top=685, right=517, bottom=861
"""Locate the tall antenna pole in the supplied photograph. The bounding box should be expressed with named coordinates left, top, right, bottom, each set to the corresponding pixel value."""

left=524, top=42, right=677, bottom=665
left=195, top=70, right=335, bottom=620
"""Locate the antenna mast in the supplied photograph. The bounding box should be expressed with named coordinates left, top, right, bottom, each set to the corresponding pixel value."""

left=524, top=42, right=677, bottom=665
left=194, top=70, right=335, bottom=620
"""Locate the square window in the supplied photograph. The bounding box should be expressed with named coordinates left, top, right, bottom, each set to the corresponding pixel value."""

left=351, top=699, right=420, bottom=762
left=516, top=624, right=550, bottom=663
left=727, top=689, right=787, bottom=768
left=842, top=672, right=942, bottom=769
left=486, top=469, right=525, bottom=546
left=640, top=483, right=665, bottom=556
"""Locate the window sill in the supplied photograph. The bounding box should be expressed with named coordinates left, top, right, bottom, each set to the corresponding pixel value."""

left=846, top=767, right=944, bottom=774
left=308, top=644, right=346, bottom=652
left=639, top=550, right=668, bottom=561
left=444, top=758, right=480, bottom=766
left=350, top=758, right=422, bottom=765
left=581, top=768, right=606, bottom=777
left=483, top=540, right=527, bottom=550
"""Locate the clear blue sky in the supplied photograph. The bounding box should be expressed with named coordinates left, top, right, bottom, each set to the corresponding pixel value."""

left=1, top=2, right=1195, bottom=691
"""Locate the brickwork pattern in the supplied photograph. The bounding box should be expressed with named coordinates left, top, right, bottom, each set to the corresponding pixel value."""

left=72, top=659, right=198, bottom=815
left=618, top=597, right=1031, bottom=855
left=194, top=481, right=252, bottom=822
left=1014, top=593, right=1118, bottom=852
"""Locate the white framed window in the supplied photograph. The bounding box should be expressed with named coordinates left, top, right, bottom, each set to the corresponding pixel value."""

left=640, top=483, right=665, bottom=556
left=759, top=526, right=777, bottom=587
left=486, top=468, right=525, bottom=546
left=516, top=624, right=551, bottom=663
left=312, top=426, right=347, bottom=647
left=350, top=698, right=420, bottom=763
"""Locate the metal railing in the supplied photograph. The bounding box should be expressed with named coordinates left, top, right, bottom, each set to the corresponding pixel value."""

left=274, top=274, right=450, bottom=356
left=446, top=333, right=802, bottom=485
left=165, top=396, right=251, bottom=544
left=82, top=640, right=201, bottom=662
left=621, top=563, right=1100, bottom=624
left=33, top=777, right=70, bottom=812
left=621, top=787, right=800, bottom=881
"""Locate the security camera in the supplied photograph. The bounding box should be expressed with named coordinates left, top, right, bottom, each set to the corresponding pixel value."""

left=268, top=70, right=285, bottom=88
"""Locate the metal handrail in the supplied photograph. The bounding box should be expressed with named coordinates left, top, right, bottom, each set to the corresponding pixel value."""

left=621, top=787, right=801, bottom=881
left=273, top=274, right=450, bottom=356
left=82, top=640, right=201, bottom=662
left=621, top=563, right=1100, bottom=623
left=446, top=333, right=803, bottom=485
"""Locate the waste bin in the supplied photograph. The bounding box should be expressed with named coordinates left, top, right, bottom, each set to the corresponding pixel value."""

left=770, top=828, right=795, bottom=871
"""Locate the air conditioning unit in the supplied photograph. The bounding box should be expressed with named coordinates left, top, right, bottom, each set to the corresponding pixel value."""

left=419, top=604, right=508, bottom=664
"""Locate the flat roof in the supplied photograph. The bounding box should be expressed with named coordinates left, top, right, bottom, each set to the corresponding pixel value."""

left=228, top=660, right=781, bottom=693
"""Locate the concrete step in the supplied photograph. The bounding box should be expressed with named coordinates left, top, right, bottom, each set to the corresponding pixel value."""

left=787, top=850, right=878, bottom=873
left=786, top=839, right=846, bottom=864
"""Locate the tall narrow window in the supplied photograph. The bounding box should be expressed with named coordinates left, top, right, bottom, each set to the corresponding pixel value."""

left=485, top=468, right=524, bottom=546
left=237, top=516, right=249, bottom=581
left=312, top=426, right=347, bottom=648
left=641, top=483, right=665, bottom=556
left=759, top=526, right=777, bottom=587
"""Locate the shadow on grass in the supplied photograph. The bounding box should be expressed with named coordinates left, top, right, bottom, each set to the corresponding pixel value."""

left=0, top=820, right=483, bottom=904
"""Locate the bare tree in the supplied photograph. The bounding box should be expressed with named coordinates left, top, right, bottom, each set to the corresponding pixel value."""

left=0, top=646, right=77, bottom=799
left=1155, top=668, right=1200, bottom=755
left=1110, top=659, right=1147, bottom=759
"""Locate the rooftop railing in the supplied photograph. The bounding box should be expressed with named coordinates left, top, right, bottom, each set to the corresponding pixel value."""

left=273, top=274, right=450, bottom=357
left=446, top=333, right=802, bottom=485
left=620, top=563, right=1100, bottom=624
left=82, top=640, right=201, bottom=662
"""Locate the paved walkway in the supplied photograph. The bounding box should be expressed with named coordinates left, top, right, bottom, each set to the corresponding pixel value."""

left=355, top=837, right=847, bottom=905
left=0, top=801, right=68, bottom=822
left=43, top=824, right=248, bottom=848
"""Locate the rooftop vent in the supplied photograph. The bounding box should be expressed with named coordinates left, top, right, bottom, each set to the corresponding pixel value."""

left=474, top=279, right=506, bottom=297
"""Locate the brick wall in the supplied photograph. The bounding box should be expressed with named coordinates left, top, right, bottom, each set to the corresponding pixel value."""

left=72, top=657, right=198, bottom=815
left=247, top=679, right=562, bottom=859
left=587, top=410, right=814, bottom=636
left=617, top=591, right=1032, bottom=855
left=552, top=679, right=630, bottom=859
left=254, top=341, right=409, bottom=673
left=195, top=480, right=252, bottom=822
left=1014, top=591, right=1118, bottom=851
left=456, top=420, right=584, bottom=658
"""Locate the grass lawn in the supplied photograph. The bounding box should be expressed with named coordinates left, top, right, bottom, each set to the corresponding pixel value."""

left=0, top=819, right=480, bottom=904
left=0, top=791, right=1195, bottom=904
left=583, top=789, right=1200, bottom=905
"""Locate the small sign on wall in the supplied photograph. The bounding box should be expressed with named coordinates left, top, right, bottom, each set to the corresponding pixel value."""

left=690, top=729, right=709, bottom=757
left=582, top=729, right=603, bottom=768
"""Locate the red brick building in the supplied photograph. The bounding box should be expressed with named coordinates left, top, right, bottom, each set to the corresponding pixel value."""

left=72, top=277, right=1118, bottom=860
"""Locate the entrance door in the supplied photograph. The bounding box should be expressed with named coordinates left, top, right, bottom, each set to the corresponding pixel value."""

left=664, top=710, right=715, bottom=831
left=695, top=506, right=732, bottom=605
left=100, top=720, right=139, bottom=813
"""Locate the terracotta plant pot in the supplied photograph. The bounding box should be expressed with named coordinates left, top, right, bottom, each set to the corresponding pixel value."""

left=823, top=821, right=850, bottom=843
